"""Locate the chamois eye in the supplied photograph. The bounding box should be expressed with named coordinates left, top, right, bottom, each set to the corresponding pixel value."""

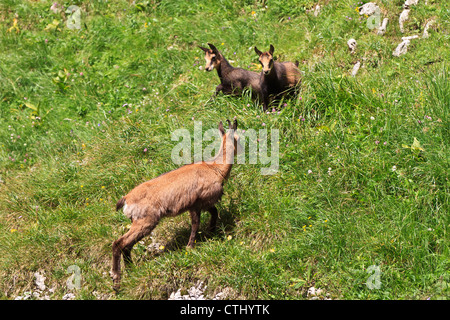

left=211, top=56, right=216, bottom=61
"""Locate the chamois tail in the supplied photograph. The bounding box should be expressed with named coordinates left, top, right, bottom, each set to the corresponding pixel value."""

left=116, top=197, right=126, bottom=211
left=295, top=60, right=299, bottom=67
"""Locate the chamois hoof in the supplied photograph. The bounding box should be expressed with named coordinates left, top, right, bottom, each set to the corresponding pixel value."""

left=110, top=271, right=121, bottom=292
left=112, top=279, right=122, bottom=293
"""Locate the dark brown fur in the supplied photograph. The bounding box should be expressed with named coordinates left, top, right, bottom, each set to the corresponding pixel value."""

left=116, top=197, right=125, bottom=211
left=111, top=120, right=240, bottom=291
left=254, top=44, right=302, bottom=110
left=199, top=43, right=261, bottom=100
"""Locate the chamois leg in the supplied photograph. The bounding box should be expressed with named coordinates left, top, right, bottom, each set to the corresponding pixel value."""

left=215, top=84, right=224, bottom=95
left=187, top=209, right=201, bottom=249
left=203, top=84, right=223, bottom=105
left=208, top=206, right=218, bottom=233
left=111, top=217, right=159, bottom=291
left=262, top=94, right=270, bottom=111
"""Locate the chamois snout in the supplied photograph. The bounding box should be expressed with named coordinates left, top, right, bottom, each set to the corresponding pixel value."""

left=255, top=45, right=274, bottom=76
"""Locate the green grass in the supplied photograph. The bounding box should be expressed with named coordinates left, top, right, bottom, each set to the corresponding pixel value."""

left=0, top=0, right=448, bottom=300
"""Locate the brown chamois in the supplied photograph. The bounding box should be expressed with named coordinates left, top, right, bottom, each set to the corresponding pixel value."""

left=254, top=44, right=301, bottom=111
left=199, top=43, right=261, bottom=100
left=111, top=120, right=241, bottom=291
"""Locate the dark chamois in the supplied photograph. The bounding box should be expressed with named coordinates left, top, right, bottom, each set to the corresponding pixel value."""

left=254, top=44, right=301, bottom=110
left=111, top=120, right=241, bottom=291
left=199, top=43, right=261, bottom=100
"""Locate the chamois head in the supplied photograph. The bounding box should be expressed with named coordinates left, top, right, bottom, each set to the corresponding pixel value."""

left=254, top=44, right=275, bottom=75
left=218, top=119, right=242, bottom=159
left=199, top=43, right=221, bottom=72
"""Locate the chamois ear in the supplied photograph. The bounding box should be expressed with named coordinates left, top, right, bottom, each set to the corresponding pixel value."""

left=208, top=43, right=219, bottom=55
left=269, top=44, right=274, bottom=56
left=199, top=46, right=209, bottom=53
left=254, top=46, right=262, bottom=56
left=218, top=121, right=226, bottom=136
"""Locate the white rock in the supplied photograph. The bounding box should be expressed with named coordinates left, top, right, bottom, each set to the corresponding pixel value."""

left=423, top=20, right=434, bottom=38
left=14, top=292, right=31, bottom=300
left=188, top=281, right=206, bottom=300
left=62, top=293, right=76, bottom=300
left=347, top=38, right=357, bottom=53
left=313, top=5, right=320, bottom=17
left=169, top=289, right=183, bottom=300
left=351, top=61, right=361, bottom=77
left=402, top=35, right=419, bottom=40
left=168, top=281, right=206, bottom=300
left=399, top=9, right=410, bottom=33
left=358, top=2, right=379, bottom=16
left=307, top=286, right=326, bottom=299
left=393, top=40, right=410, bottom=57
left=377, top=18, right=389, bottom=35
left=168, top=281, right=232, bottom=300
left=404, top=0, right=419, bottom=8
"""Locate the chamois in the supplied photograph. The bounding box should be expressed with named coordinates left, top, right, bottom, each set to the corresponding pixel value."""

left=111, top=120, right=241, bottom=291
left=254, top=44, right=301, bottom=110
left=199, top=43, right=261, bottom=100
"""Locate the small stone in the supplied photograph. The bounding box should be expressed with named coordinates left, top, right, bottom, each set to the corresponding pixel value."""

left=34, top=272, right=46, bottom=291
left=313, top=5, right=320, bottom=17
left=393, top=39, right=410, bottom=57
left=402, top=35, right=419, bottom=40
left=404, top=0, right=419, bottom=8
left=62, top=293, right=76, bottom=300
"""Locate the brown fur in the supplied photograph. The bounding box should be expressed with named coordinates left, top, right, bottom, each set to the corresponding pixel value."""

left=111, top=120, right=240, bottom=291
left=254, top=44, right=302, bottom=110
left=199, top=43, right=262, bottom=100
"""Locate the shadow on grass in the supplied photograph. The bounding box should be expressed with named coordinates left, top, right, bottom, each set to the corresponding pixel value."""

left=136, top=207, right=237, bottom=261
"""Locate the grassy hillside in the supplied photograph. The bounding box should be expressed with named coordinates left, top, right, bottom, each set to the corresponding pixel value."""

left=0, top=0, right=448, bottom=300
